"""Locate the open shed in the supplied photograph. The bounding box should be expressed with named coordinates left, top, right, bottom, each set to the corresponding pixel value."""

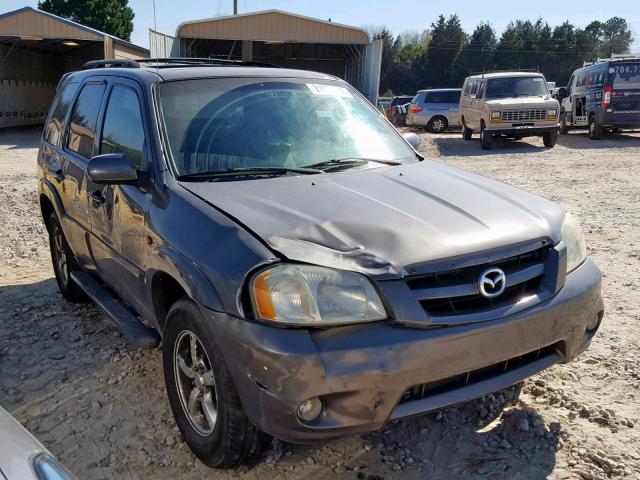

left=0, top=7, right=149, bottom=128
left=150, top=10, right=382, bottom=103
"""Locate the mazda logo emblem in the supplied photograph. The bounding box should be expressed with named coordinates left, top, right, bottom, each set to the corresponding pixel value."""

left=478, top=268, right=507, bottom=298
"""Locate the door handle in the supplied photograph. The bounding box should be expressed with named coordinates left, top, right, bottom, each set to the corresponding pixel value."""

left=90, top=190, right=106, bottom=206
left=53, top=169, right=64, bottom=182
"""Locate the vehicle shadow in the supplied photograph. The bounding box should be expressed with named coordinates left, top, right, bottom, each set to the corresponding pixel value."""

left=0, top=278, right=129, bottom=411
left=273, top=385, right=559, bottom=479
left=556, top=131, right=640, bottom=149
left=433, top=136, right=547, bottom=157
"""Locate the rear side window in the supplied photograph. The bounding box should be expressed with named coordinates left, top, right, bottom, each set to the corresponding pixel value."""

left=447, top=90, right=461, bottom=103
left=66, top=83, right=106, bottom=159
left=425, top=91, right=449, bottom=103
left=45, top=81, right=78, bottom=146
left=100, top=85, right=146, bottom=169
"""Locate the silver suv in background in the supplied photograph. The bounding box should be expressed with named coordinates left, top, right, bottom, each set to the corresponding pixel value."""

left=460, top=72, right=560, bottom=149
left=406, top=88, right=462, bottom=132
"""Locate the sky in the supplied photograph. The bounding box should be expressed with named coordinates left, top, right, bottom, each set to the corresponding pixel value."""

left=4, top=0, right=640, bottom=51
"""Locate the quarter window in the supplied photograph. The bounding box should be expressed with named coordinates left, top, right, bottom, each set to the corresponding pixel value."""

left=45, top=81, right=78, bottom=146
left=66, top=83, right=106, bottom=158
left=100, top=85, right=146, bottom=169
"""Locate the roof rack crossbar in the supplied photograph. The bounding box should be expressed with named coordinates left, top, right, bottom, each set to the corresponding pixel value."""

left=82, top=59, right=140, bottom=70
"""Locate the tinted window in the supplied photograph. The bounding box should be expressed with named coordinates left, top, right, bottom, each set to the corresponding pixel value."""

left=425, top=91, right=450, bottom=103
left=45, top=81, right=78, bottom=146
left=66, top=83, right=106, bottom=158
left=447, top=90, right=461, bottom=103
left=101, top=86, right=145, bottom=169
left=391, top=96, right=413, bottom=106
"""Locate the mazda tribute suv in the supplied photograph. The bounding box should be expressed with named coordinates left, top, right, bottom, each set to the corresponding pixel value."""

left=38, top=58, right=603, bottom=468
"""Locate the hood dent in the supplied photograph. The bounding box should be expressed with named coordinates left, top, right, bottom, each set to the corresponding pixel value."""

left=180, top=162, right=563, bottom=279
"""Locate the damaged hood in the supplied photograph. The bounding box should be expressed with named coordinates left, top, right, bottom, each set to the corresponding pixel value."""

left=180, top=161, right=565, bottom=279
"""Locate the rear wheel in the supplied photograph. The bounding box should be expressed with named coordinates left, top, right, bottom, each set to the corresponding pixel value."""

left=462, top=121, right=473, bottom=140
left=428, top=116, right=448, bottom=133
left=47, top=212, right=86, bottom=303
left=588, top=115, right=603, bottom=140
left=163, top=299, right=270, bottom=468
left=480, top=122, right=492, bottom=150
left=543, top=132, right=558, bottom=148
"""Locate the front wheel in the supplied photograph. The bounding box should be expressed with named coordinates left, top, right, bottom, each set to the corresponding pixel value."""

left=480, top=123, right=492, bottom=150
left=543, top=132, right=558, bottom=148
left=462, top=122, right=473, bottom=140
left=588, top=115, right=603, bottom=140
left=163, top=299, right=270, bottom=468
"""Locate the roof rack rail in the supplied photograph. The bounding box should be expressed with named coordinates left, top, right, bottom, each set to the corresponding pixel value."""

left=585, top=53, right=640, bottom=67
left=137, top=57, right=280, bottom=68
left=82, top=59, right=140, bottom=70
left=471, top=68, right=539, bottom=77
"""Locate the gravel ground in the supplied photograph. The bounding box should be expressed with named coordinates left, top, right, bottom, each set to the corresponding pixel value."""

left=0, top=126, right=639, bottom=480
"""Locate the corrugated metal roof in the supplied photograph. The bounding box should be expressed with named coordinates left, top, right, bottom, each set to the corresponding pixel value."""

left=0, top=7, right=148, bottom=54
left=177, top=10, right=371, bottom=45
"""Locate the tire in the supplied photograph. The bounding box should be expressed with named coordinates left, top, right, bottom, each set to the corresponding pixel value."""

left=163, top=299, right=270, bottom=468
left=543, top=132, right=558, bottom=148
left=462, top=121, right=473, bottom=140
left=47, top=212, right=86, bottom=303
left=480, top=122, right=492, bottom=150
left=559, top=111, right=569, bottom=135
left=428, top=116, right=448, bottom=133
left=588, top=115, right=603, bottom=140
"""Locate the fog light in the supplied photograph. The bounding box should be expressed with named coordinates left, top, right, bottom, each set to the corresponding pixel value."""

left=297, top=397, right=322, bottom=422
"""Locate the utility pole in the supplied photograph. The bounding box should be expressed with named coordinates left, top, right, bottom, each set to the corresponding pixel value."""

left=233, top=0, right=237, bottom=14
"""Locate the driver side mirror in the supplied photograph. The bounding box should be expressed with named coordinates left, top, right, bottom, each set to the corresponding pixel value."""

left=88, top=153, right=138, bottom=185
left=402, top=132, right=421, bottom=149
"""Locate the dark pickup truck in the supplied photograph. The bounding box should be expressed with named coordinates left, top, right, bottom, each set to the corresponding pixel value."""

left=38, top=58, right=603, bottom=469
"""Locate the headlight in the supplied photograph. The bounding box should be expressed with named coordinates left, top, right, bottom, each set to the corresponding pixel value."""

left=490, top=111, right=501, bottom=122
left=250, top=264, right=386, bottom=325
left=33, top=453, right=74, bottom=480
left=561, top=212, right=587, bottom=273
left=547, top=109, right=558, bottom=120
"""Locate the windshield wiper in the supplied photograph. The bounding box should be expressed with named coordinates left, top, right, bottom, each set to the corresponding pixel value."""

left=177, top=166, right=323, bottom=181
left=307, top=157, right=402, bottom=172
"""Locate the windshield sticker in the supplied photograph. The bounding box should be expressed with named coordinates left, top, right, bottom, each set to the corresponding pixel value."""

left=306, top=84, right=353, bottom=98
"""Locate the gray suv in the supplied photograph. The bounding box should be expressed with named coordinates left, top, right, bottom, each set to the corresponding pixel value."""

left=38, top=58, right=603, bottom=469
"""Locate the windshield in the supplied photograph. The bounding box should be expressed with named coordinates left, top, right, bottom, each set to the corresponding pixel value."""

left=610, top=63, right=640, bottom=90
left=485, top=76, right=549, bottom=99
left=158, top=78, right=417, bottom=177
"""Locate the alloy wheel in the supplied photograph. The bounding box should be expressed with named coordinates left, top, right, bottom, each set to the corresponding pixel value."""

left=432, top=118, right=445, bottom=132
left=174, top=330, right=218, bottom=436
left=52, top=223, right=68, bottom=288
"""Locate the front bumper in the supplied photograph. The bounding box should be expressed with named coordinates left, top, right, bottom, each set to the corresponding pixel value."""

left=485, top=124, right=559, bottom=136
left=211, top=258, right=603, bottom=443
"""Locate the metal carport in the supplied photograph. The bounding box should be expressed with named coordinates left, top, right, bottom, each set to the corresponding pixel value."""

left=149, top=10, right=382, bottom=103
left=0, top=7, right=149, bottom=128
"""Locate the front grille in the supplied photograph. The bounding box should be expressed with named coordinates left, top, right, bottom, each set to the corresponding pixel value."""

left=501, top=109, right=547, bottom=122
left=407, top=246, right=549, bottom=318
left=399, top=343, right=560, bottom=404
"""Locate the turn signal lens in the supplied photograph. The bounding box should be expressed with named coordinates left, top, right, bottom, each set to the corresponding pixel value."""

left=490, top=111, right=501, bottom=123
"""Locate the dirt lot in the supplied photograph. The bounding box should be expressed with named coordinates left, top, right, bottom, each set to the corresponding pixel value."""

left=1, top=127, right=639, bottom=480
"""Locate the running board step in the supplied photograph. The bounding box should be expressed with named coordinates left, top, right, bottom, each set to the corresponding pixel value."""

left=71, top=271, right=160, bottom=348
